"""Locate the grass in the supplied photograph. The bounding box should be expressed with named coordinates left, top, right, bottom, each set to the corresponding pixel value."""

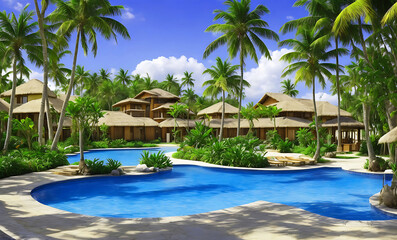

left=333, top=156, right=360, bottom=159
left=318, top=158, right=331, bottom=163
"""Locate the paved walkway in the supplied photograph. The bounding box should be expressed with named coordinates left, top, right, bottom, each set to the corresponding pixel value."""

left=0, top=151, right=397, bottom=240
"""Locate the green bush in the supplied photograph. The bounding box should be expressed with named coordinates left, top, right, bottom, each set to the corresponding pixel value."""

left=265, top=130, right=281, bottom=149
left=296, top=128, right=313, bottom=147
left=91, top=141, right=109, bottom=148
left=140, top=151, right=172, bottom=168
left=0, top=149, right=68, bottom=179
left=109, top=139, right=127, bottom=148
left=278, top=139, right=293, bottom=153
left=85, top=158, right=122, bottom=174
left=183, top=121, right=213, bottom=148
left=359, top=136, right=382, bottom=156
left=322, top=143, right=337, bottom=153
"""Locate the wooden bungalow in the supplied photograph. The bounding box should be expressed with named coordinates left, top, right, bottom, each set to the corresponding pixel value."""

left=197, top=102, right=238, bottom=119
left=158, top=118, right=197, bottom=142
left=13, top=97, right=73, bottom=140
left=97, top=111, right=160, bottom=141
left=0, top=79, right=56, bottom=106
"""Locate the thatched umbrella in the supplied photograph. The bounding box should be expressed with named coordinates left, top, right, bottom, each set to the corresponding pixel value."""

left=379, top=126, right=397, bottom=144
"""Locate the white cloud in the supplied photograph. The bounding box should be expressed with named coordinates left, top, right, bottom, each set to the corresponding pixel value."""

left=286, top=16, right=294, bottom=20
left=14, top=2, right=24, bottom=12
left=302, top=92, right=338, bottom=105
left=110, top=68, right=117, bottom=79
left=244, top=48, right=293, bottom=102
left=132, top=56, right=207, bottom=94
left=122, top=7, right=135, bottom=20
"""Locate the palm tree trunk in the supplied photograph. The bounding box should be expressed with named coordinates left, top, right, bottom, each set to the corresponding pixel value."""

left=34, top=0, right=49, bottom=146
left=363, top=102, right=376, bottom=162
left=220, top=90, right=225, bottom=142
left=187, top=108, right=190, bottom=133
left=51, top=28, right=81, bottom=151
left=46, top=96, right=53, bottom=141
left=312, top=76, right=321, bottom=162
left=335, top=38, right=342, bottom=152
left=3, top=56, right=18, bottom=152
left=78, top=122, right=88, bottom=173
left=237, top=42, right=244, bottom=137
left=358, top=18, right=371, bottom=67
left=385, top=100, right=397, bottom=164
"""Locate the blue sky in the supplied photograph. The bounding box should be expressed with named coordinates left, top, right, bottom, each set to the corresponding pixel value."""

left=0, top=0, right=351, bottom=105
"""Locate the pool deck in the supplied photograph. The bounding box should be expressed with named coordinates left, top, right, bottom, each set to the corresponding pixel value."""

left=1, top=150, right=397, bottom=240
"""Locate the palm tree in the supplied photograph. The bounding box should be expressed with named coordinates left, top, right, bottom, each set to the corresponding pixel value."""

left=162, top=74, right=178, bottom=92
left=181, top=88, right=198, bottom=131
left=382, top=2, right=397, bottom=25
left=202, top=57, right=240, bottom=141
left=280, top=25, right=339, bottom=161
left=203, top=0, right=279, bottom=137
left=0, top=7, right=41, bottom=152
left=85, top=72, right=101, bottom=96
left=281, top=79, right=299, bottom=97
left=48, top=0, right=130, bottom=150
left=142, top=74, right=158, bottom=90
left=168, top=102, right=187, bottom=142
left=181, top=71, right=194, bottom=90
left=283, top=0, right=350, bottom=153
left=114, top=68, right=132, bottom=86
left=75, top=65, right=90, bottom=96
left=240, top=102, right=260, bottom=134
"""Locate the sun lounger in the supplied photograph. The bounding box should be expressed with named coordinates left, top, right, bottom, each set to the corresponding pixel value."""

left=274, top=156, right=304, bottom=166
left=285, top=156, right=310, bottom=165
left=268, top=159, right=286, bottom=167
left=298, top=156, right=316, bottom=165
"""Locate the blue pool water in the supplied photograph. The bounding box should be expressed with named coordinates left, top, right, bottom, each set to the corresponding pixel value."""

left=32, top=159, right=396, bottom=220
left=67, top=146, right=178, bottom=165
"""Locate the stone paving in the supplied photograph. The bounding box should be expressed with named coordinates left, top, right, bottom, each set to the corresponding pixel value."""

left=1, top=151, right=397, bottom=240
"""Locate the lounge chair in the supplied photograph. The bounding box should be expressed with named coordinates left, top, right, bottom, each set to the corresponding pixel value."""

left=268, top=158, right=286, bottom=167
left=298, top=156, right=316, bottom=165
left=274, top=156, right=304, bottom=166
left=285, top=156, right=310, bottom=165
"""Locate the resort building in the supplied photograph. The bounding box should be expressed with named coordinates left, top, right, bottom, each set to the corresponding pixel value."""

left=197, top=102, right=238, bottom=119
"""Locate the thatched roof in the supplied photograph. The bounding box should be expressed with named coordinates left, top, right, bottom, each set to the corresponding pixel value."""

left=269, top=101, right=312, bottom=113
left=322, top=117, right=364, bottom=128
left=112, top=98, right=150, bottom=108
left=257, top=92, right=295, bottom=106
left=379, top=126, right=397, bottom=144
left=152, top=102, right=175, bottom=111
left=98, top=111, right=159, bottom=127
left=220, top=117, right=311, bottom=129
left=256, top=92, right=353, bottom=117
left=0, top=98, right=9, bottom=112
left=158, top=118, right=197, bottom=128
left=297, top=99, right=352, bottom=117
left=197, top=102, right=239, bottom=116
left=134, top=88, right=179, bottom=100
left=13, top=97, right=65, bottom=114
left=58, top=94, right=78, bottom=102
left=0, top=79, right=56, bottom=98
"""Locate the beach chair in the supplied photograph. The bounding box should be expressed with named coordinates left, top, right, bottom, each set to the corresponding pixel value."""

left=268, top=158, right=286, bottom=167
left=285, top=156, right=309, bottom=165
left=298, top=156, right=316, bottom=165
left=274, top=156, right=303, bottom=166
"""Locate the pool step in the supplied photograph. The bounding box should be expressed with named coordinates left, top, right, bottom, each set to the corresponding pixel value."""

left=50, top=165, right=80, bottom=176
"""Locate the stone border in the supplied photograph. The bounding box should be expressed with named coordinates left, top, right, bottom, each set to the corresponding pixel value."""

left=370, top=193, right=397, bottom=217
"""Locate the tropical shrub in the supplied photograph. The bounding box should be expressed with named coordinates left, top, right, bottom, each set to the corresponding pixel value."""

left=278, top=139, right=293, bottom=153
left=140, top=151, right=172, bottom=168
left=322, top=143, right=337, bottom=153
left=183, top=121, right=213, bottom=148
left=296, top=128, right=313, bottom=147
left=109, top=139, right=127, bottom=148
left=265, top=130, right=281, bottom=149
left=85, top=158, right=122, bottom=174
left=99, top=123, right=109, bottom=141
left=359, top=136, right=382, bottom=156
left=13, top=117, right=37, bottom=150
left=0, top=149, right=68, bottom=179
left=91, top=141, right=109, bottom=148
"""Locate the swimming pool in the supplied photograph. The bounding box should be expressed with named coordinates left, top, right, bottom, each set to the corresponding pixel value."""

left=67, top=146, right=179, bottom=165
left=32, top=162, right=395, bottom=221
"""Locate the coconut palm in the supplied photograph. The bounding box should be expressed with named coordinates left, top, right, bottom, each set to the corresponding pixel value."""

left=382, top=2, right=397, bottom=25
left=162, top=74, right=178, bottom=92
left=203, top=0, right=279, bottom=137
left=114, top=68, right=132, bottom=86
left=280, top=25, right=340, bottom=161
left=181, top=88, right=198, bottom=131
left=75, top=65, right=90, bottom=96
left=181, top=71, right=195, bottom=90
left=202, top=57, right=240, bottom=141
left=142, top=74, right=158, bottom=90
left=0, top=7, right=42, bottom=152
left=168, top=102, right=187, bottom=142
left=48, top=0, right=130, bottom=151
left=281, top=79, right=299, bottom=97
left=84, top=72, right=101, bottom=96
left=283, top=0, right=352, bottom=152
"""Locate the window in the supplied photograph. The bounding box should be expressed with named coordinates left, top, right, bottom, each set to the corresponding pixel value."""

left=22, top=96, right=28, bottom=104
